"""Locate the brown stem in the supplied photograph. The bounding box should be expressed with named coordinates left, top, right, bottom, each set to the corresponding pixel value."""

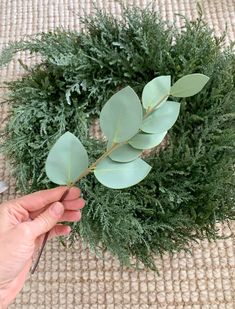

left=31, top=188, right=71, bottom=274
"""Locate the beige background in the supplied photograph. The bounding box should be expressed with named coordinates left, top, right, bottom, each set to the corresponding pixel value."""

left=0, top=0, right=235, bottom=308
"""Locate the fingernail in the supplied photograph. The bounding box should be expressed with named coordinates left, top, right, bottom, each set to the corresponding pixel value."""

left=80, top=198, right=86, bottom=206
left=51, top=202, right=64, bottom=216
left=66, top=226, right=72, bottom=234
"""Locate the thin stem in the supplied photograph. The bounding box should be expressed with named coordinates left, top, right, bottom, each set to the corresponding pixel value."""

left=72, top=142, right=121, bottom=184
left=31, top=187, right=71, bottom=274
left=144, top=94, right=168, bottom=119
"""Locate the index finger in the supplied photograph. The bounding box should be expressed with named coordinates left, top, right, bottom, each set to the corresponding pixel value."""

left=13, top=186, right=81, bottom=212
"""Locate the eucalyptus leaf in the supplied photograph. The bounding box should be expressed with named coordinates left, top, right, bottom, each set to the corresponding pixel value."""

left=45, top=132, right=89, bottom=185
left=129, top=131, right=167, bottom=150
left=142, top=101, right=181, bottom=133
left=0, top=181, right=8, bottom=194
left=100, top=86, right=143, bottom=142
left=170, top=73, right=209, bottom=97
left=107, top=140, right=142, bottom=162
left=94, top=157, right=151, bottom=189
left=142, top=75, right=171, bottom=109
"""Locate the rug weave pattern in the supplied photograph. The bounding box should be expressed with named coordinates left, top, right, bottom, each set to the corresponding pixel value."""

left=0, top=0, right=235, bottom=308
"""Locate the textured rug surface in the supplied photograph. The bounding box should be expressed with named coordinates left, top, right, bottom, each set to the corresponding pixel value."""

left=0, top=0, right=235, bottom=308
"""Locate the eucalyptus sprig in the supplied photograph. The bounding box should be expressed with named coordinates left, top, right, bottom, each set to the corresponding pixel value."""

left=46, top=73, right=209, bottom=189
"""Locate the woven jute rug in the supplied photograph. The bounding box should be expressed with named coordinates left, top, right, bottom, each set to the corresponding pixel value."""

left=0, top=0, right=235, bottom=308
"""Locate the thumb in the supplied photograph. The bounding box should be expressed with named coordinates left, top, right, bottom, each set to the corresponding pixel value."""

left=28, top=202, right=64, bottom=238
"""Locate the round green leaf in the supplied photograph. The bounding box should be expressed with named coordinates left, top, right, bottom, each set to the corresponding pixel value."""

left=170, top=73, right=209, bottom=97
left=45, top=132, right=89, bottom=185
left=129, top=131, right=167, bottom=150
left=107, top=140, right=142, bottom=162
left=142, top=101, right=180, bottom=133
left=100, top=86, right=143, bottom=143
left=94, top=157, right=151, bottom=189
left=142, top=75, right=171, bottom=109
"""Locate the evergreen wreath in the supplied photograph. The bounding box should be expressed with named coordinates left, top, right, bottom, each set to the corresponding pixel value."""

left=0, top=7, right=234, bottom=270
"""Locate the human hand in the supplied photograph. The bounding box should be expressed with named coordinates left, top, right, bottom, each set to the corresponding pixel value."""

left=0, top=186, right=85, bottom=308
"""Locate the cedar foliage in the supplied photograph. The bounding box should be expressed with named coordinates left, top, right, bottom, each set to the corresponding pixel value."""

left=0, top=8, right=235, bottom=269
